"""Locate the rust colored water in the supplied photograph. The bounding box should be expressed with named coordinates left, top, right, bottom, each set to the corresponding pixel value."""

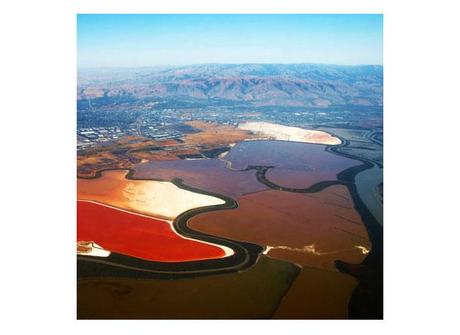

left=188, top=185, right=370, bottom=271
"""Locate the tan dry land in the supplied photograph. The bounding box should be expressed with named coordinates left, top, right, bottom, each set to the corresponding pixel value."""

left=184, top=120, right=255, bottom=146
left=238, top=121, right=341, bottom=145
left=77, top=122, right=255, bottom=177
left=77, top=136, right=162, bottom=177
left=77, top=170, right=224, bottom=220
left=130, top=148, right=201, bottom=162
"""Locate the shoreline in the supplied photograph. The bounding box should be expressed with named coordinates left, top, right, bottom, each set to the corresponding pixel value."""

left=77, top=131, right=383, bottom=318
left=77, top=169, right=264, bottom=279
left=236, top=135, right=383, bottom=319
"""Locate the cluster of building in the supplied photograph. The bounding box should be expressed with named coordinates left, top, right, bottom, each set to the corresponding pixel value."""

left=76, top=120, right=188, bottom=152
left=77, top=101, right=382, bottom=153
left=139, top=125, right=184, bottom=140
left=77, top=127, right=125, bottom=151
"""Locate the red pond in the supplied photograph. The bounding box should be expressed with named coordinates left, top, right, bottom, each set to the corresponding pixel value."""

left=77, top=200, right=227, bottom=262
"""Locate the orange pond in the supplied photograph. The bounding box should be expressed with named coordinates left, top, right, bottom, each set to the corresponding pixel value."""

left=189, top=185, right=371, bottom=271
left=77, top=170, right=226, bottom=220
left=77, top=201, right=226, bottom=262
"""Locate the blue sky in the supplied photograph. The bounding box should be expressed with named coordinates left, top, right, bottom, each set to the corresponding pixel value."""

left=77, top=14, right=383, bottom=68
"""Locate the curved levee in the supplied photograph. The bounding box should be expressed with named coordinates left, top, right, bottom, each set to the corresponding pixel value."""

left=323, top=133, right=383, bottom=319
left=233, top=134, right=382, bottom=319
left=77, top=128, right=383, bottom=318
left=77, top=170, right=263, bottom=279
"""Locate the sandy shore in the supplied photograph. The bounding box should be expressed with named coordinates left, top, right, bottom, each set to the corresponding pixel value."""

left=238, top=121, right=341, bottom=145
left=77, top=241, right=111, bottom=257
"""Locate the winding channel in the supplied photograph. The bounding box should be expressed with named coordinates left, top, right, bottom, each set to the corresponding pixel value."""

left=77, top=133, right=383, bottom=318
left=324, top=135, right=383, bottom=319
left=77, top=170, right=263, bottom=279
left=239, top=136, right=382, bottom=318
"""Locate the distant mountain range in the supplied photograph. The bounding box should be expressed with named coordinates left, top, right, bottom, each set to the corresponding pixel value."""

left=77, top=63, right=383, bottom=107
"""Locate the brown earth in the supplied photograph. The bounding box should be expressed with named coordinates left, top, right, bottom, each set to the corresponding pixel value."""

left=184, top=120, right=255, bottom=147
left=129, top=147, right=200, bottom=162
left=77, top=136, right=160, bottom=177
left=77, top=122, right=255, bottom=177
left=77, top=255, right=299, bottom=319
left=188, top=185, right=370, bottom=271
left=77, top=158, right=136, bottom=178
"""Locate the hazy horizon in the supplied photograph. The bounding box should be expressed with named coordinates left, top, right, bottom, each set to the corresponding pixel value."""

left=78, top=14, right=383, bottom=69
left=77, top=62, right=384, bottom=71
